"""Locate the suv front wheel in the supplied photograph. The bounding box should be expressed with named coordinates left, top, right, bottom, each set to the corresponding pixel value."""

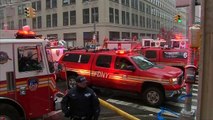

left=143, top=87, right=164, bottom=107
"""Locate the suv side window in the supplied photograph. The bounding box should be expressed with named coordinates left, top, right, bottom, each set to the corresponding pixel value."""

left=62, top=53, right=79, bottom=62
left=115, top=57, right=133, bottom=70
left=96, top=55, right=112, bottom=68
left=62, top=53, right=90, bottom=63
left=145, top=50, right=156, bottom=59
left=80, top=54, right=90, bottom=63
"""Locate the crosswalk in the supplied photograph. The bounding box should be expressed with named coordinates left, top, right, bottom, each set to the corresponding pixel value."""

left=106, top=84, right=199, bottom=118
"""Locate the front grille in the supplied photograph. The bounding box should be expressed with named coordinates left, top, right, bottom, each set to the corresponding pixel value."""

left=178, top=73, right=184, bottom=85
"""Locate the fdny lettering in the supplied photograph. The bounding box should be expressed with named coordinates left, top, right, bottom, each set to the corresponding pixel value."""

left=93, top=71, right=109, bottom=78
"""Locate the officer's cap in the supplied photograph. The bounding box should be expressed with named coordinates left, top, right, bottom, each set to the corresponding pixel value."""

left=76, top=76, right=87, bottom=83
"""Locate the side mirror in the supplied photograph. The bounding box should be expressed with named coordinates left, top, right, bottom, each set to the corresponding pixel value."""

left=126, top=65, right=136, bottom=72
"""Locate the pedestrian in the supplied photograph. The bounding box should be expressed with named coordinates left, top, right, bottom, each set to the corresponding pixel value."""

left=61, top=76, right=100, bottom=120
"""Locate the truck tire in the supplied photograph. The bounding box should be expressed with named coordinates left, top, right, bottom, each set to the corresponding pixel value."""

left=67, top=75, right=77, bottom=89
left=0, top=103, right=21, bottom=120
left=143, top=87, right=164, bottom=107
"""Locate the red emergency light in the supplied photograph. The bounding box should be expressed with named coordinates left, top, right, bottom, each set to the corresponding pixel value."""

left=16, top=30, right=36, bottom=39
left=116, top=50, right=126, bottom=55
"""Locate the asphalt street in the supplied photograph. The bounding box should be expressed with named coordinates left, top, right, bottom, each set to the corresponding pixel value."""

left=33, top=79, right=198, bottom=120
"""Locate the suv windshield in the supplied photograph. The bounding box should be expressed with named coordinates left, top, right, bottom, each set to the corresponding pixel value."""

left=131, top=55, right=155, bottom=70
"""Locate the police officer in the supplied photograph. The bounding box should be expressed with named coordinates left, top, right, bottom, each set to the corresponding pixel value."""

left=61, top=76, right=100, bottom=120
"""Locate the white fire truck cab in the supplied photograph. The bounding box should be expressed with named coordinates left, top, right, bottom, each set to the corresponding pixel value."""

left=0, top=29, right=63, bottom=119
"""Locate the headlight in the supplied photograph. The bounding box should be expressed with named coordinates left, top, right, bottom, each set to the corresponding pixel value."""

left=171, top=78, right=178, bottom=84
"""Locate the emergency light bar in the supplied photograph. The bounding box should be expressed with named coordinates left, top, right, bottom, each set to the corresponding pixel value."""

left=116, top=50, right=127, bottom=54
left=15, top=30, right=36, bottom=39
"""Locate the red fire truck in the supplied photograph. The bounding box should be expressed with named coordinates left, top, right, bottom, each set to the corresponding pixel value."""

left=0, top=29, right=63, bottom=119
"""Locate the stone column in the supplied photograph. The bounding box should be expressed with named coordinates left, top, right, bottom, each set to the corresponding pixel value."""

left=197, top=0, right=213, bottom=119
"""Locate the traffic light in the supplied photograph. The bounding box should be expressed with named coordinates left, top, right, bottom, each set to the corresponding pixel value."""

left=31, top=8, right=36, bottom=18
left=174, top=14, right=182, bottom=23
left=174, top=15, right=178, bottom=22
left=24, top=7, right=36, bottom=18
left=177, top=15, right=182, bottom=23
left=24, top=7, right=30, bottom=18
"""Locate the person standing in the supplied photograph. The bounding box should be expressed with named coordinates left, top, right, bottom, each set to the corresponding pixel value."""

left=61, top=76, right=100, bottom=120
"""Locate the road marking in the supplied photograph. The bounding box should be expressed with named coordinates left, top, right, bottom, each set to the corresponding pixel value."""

left=46, top=110, right=62, bottom=117
left=182, top=88, right=198, bottom=92
left=106, top=99, right=180, bottom=118
left=182, top=91, right=198, bottom=96
left=166, top=101, right=197, bottom=110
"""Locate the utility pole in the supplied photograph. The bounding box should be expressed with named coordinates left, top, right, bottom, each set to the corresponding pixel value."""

left=93, top=10, right=97, bottom=45
left=179, top=0, right=196, bottom=119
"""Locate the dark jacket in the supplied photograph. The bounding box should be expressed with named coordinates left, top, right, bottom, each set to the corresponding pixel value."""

left=61, top=87, right=100, bottom=120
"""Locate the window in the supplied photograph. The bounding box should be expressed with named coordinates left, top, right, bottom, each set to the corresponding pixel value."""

left=52, top=0, right=57, bottom=8
left=109, top=8, right=114, bottom=23
left=83, top=8, right=89, bottom=24
left=46, top=0, right=51, bottom=9
left=37, top=16, right=42, bottom=28
left=7, top=21, right=14, bottom=30
left=63, top=0, right=76, bottom=5
left=122, top=32, right=130, bottom=39
left=47, top=34, right=58, bottom=39
left=63, top=33, right=77, bottom=47
left=115, top=57, right=133, bottom=70
left=18, top=5, right=25, bottom=15
left=142, top=16, right=145, bottom=28
left=115, top=9, right=119, bottom=24
left=110, top=0, right=119, bottom=3
left=62, top=54, right=90, bottom=63
left=23, top=19, right=27, bottom=26
left=135, top=15, right=138, bottom=26
left=126, top=12, right=130, bottom=25
left=70, top=10, right=76, bottom=25
left=52, top=13, right=57, bottom=27
left=109, top=31, right=120, bottom=40
left=63, top=0, right=69, bottom=5
left=122, top=11, right=125, bottom=25
left=18, top=46, right=43, bottom=72
left=145, top=51, right=157, bottom=59
left=132, top=14, right=135, bottom=26
left=96, top=55, right=112, bottom=68
left=91, top=7, right=99, bottom=23
left=46, top=14, right=51, bottom=27
left=37, top=1, right=41, bottom=11
left=62, top=53, right=79, bottom=62
left=32, top=1, right=41, bottom=11
left=32, top=18, right=36, bottom=29
left=80, top=55, right=90, bottom=63
left=0, top=10, right=4, bottom=19
left=18, top=19, right=22, bottom=29
left=46, top=0, right=57, bottom=9
left=131, top=55, right=154, bottom=70
left=63, top=12, right=69, bottom=26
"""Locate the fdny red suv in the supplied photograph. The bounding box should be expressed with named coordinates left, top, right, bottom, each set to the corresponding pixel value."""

left=58, top=49, right=184, bottom=106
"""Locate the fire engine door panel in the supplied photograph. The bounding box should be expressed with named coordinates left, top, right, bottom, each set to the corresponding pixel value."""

left=91, top=55, right=112, bottom=87
left=0, top=44, right=16, bottom=98
left=14, top=44, right=51, bottom=117
left=112, top=57, right=140, bottom=92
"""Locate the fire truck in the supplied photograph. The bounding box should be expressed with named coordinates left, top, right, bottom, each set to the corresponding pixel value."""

left=0, top=28, right=63, bottom=119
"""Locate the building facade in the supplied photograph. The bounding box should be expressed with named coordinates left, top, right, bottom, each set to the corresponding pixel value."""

left=0, top=0, right=185, bottom=47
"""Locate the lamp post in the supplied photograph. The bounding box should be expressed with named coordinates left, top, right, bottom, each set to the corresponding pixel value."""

left=93, top=12, right=97, bottom=45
